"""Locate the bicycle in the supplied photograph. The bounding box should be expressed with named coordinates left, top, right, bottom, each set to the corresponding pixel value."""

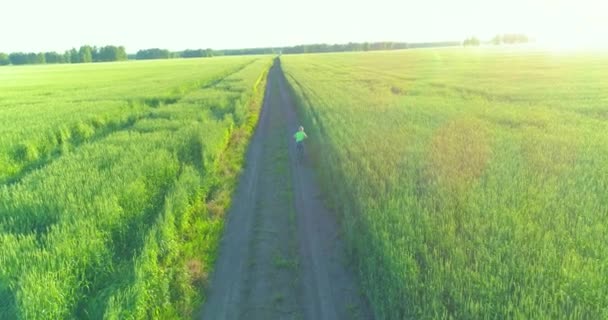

left=294, top=126, right=307, bottom=164
left=296, top=142, right=304, bottom=163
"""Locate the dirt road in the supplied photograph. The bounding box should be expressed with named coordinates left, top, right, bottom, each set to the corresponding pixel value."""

left=200, top=61, right=371, bottom=320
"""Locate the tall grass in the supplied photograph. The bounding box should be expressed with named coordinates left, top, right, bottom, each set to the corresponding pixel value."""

left=0, top=57, right=257, bottom=182
left=0, top=57, right=272, bottom=319
left=281, top=49, right=608, bottom=319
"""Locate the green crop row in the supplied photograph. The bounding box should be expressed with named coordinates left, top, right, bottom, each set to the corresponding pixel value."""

left=281, top=49, right=608, bottom=319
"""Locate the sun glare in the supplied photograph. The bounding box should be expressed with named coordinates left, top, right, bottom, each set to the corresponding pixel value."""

left=532, top=0, right=608, bottom=51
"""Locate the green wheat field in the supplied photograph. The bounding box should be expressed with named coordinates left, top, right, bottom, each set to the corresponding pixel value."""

left=282, top=48, right=608, bottom=319
left=1, top=47, right=607, bottom=319
left=0, top=56, right=272, bottom=319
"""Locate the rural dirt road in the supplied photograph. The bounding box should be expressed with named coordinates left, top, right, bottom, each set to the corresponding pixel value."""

left=200, top=61, right=372, bottom=320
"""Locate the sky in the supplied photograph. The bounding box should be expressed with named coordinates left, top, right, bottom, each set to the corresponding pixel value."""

left=1, top=0, right=607, bottom=53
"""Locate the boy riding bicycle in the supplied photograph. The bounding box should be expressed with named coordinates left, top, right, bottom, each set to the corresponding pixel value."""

left=293, top=126, right=307, bottom=156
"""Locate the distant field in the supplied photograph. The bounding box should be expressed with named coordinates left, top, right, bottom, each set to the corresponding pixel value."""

left=282, top=48, right=608, bottom=319
left=0, top=57, right=272, bottom=318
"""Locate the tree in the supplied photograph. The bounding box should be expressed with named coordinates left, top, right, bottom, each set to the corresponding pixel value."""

left=96, top=45, right=127, bottom=62
left=135, top=48, right=170, bottom=60
left=181, top=49, right=214, bottom=58
left=26, top=53, right=45, bottom=64
left=79, top=45, right=93, bottom=63
left=183, top=49, right=203, bottom=58
left=8, top=52, right=45, bottom=65
left=182, top=49, right=203, bottom=58
left=45, top=52, right=64, bottom=64
left=463, top=37, right=480, bottom=46
left=499, top=33, right=529, bottom=45
left=69, top=48, right=79, bottom=63
left=36, top=53, right=45, bottom=64
left=9, top=53, right=28, bottom=65
left=278, top=41, right=417, bottom=55
left=63, top=50, right=72, bottom=63
left=1, top=45, right=129, bottom=66
left=91, top=46, right=100, bottom=62
left=0, top=53, right=9, bottom=66
left=117, top=46, right=128, bottom=61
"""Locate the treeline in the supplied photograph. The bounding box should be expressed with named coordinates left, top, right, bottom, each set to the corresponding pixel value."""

left=463, top=34, right=531, bottom=46
left=134, top=42, right=454, bottom=61
left=0, top=45, right=127, bottom=66
left=187, top=41, right=459, bottom=57
left=129, top=42, right=460, bottom=61
left=135, top=48, right=171, bottom=60
left=492, top=33, right=530, bottom=45
left=281, top=42, right=409, bottom=54
left=463, top=37, right=481, bottom=46
left=0, top=40, right=463, bottom=66
left=220, top=41, right=460, bottom=55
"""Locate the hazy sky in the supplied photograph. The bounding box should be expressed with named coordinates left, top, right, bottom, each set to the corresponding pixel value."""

left=1, top=0, right=607, bottom=52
